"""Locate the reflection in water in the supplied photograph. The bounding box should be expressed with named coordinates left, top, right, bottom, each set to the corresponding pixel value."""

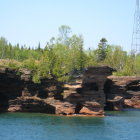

left=0, top=112, right=140, bottom=140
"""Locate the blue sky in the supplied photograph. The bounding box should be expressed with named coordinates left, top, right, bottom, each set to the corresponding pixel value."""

left=0, top=0, right=136, bottom=51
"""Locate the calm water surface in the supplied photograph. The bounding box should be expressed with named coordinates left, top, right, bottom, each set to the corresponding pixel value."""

left=0, top=111, right=140, bottom=140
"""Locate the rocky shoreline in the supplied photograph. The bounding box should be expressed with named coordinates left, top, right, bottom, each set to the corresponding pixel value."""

left=0, top=66, right=140, bottom=116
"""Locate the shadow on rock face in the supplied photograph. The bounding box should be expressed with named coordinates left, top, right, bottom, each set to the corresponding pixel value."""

left=75, top=103, right=83, bottom=114
left=0, top=93, right=9, bottom=112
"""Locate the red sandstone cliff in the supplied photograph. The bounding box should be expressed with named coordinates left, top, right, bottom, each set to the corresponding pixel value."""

left=0, top=66, right=140, bottom=116
left=106, top=76, right=140, bottom=110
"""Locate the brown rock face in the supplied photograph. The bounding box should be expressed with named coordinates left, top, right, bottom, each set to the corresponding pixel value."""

left=79, top=66, right=114, bottom=115
left=124, top=98, right=140, bottom=108
left=1, top=66, right=140, bottom=116
left=79, top=102, right=104, bottom=116
left=106, top=76, right=140, bottom=110
left=55, top=102, right=75, bottom=115
left=61, top=66, right=114, bottom=116
left=0, top=67, right=63, bottom=113
left=8, top=97, right=55, bottom=113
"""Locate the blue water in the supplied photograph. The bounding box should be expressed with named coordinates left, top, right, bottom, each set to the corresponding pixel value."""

left=0, top=111, right=140, bottom=140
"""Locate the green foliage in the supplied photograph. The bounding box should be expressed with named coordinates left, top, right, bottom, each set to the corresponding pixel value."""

left=21, top=58, right=38, bottom=70
left=95, top=38, right=108, bottom=62
left=104, top=46, right=127, bottom=71
left=7, top=61, right=20, bottom=69
left=0, top=26, right=140, bottom=83
left=58, top=25, right=71, bottom=45
left=32, top=72, right=41, bottom=83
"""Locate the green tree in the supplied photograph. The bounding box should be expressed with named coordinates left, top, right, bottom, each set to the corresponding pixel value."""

left=68, top=34, right=86, bottom=70
left=58, top=25, right=71, bottom=45
left=0, top=37, right=8, bottom=59
left=104, top=45, right=127, bottom=72
left=95, top=38, right=107, bottom=62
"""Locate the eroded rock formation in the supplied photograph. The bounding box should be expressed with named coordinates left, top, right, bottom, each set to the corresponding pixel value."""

left=0, top=66, right=140, bottom=116
left=106, top=76, right=140, bottom=110
left=0, top=67, right=63, bottom=113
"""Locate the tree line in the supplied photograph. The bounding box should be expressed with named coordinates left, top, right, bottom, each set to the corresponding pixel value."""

left=0, top=25, right=139, bottom=83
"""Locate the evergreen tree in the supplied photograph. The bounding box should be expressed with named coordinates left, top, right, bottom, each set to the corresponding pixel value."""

left=96, top=38, right=107, bottom=62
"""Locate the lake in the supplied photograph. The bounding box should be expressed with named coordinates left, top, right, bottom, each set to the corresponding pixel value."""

left=0, top=111, right=140, bottom=140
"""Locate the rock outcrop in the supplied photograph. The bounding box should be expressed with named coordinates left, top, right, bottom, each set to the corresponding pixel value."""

left=60, top=66, right=115, bottom=116
left=0, top=67, right=63, bottom=113
left=106, top=76, right=140, bottom=110
left=0, top=66, right=140, bottom=116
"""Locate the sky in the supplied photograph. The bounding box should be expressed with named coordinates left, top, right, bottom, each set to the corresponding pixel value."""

left=0, top=0, right=136, bottom=51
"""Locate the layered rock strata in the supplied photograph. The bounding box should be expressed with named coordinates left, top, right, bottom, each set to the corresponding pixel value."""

left=106, top=76, right=140, bottom=110
left=0, top=66, right=140, bottom=116
left=0, top=67, right=63, bottom=113
left=58, top=66, right=114, bottom=116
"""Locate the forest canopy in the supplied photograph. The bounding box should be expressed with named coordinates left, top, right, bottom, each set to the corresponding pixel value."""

left=0, top=25, right=139, bottom=83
